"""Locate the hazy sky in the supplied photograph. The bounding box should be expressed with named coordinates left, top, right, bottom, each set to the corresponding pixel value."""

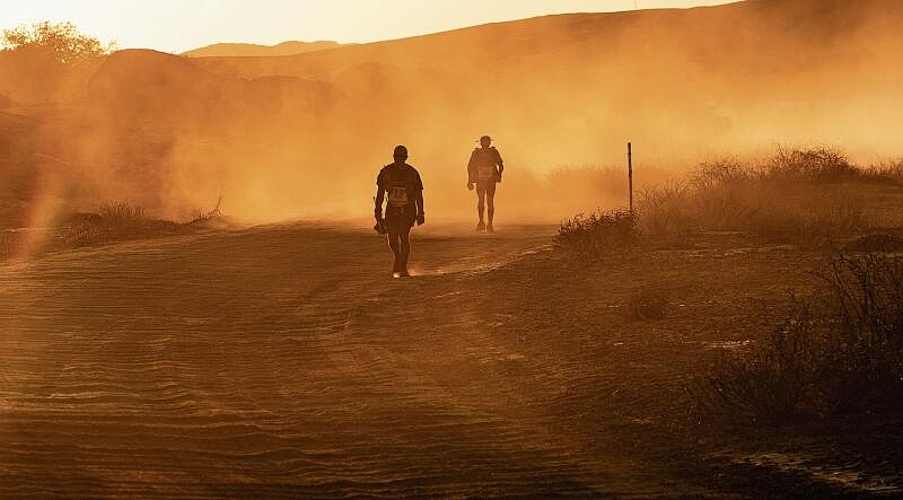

left=1, top=0, right=739, bottom=53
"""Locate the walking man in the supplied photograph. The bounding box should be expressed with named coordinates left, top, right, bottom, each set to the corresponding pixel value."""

left=467, top=135, right=504, bottom=232
left=375, top=145, right=425, bottom=278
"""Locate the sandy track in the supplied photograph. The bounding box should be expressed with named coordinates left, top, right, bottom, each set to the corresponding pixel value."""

left=0, top=223, right=692, bottom=498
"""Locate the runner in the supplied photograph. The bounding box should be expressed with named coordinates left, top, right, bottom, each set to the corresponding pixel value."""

left=466, top=135, right=504, bottom=232
left=374, top=145, right=425, bottom=278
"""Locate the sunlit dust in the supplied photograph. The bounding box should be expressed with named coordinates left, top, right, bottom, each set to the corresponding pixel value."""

left=1, top=1, right=900, bottom=226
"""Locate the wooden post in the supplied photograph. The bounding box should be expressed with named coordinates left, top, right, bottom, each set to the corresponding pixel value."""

left=628, top=142, right=634, bottom=213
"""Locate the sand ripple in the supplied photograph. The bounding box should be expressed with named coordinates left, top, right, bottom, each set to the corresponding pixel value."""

left=0, top=226, right=640, bottom=497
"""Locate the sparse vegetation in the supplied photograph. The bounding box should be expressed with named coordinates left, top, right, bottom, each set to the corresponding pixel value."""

left=633, top=181, right=695, bottom=235
left=637, top=147, right=879, bottom=247
left=555, top=209, right=638, bottom=259
left=695, top=299, right=820, bottom=424
left=696, top=252, right=903, bottom=424
left=2, top=21, right=116, bottom=63
left=864, top=158, right=903, bottom=184
left=766, top=147, right=862, bottom=183
left=98, top=201, right=147, bottom=223
left=61, top=201, right=177, bottom=247
left=187, top=196, right=228, bottom=227
left=0, top=199, right=232, bottom=260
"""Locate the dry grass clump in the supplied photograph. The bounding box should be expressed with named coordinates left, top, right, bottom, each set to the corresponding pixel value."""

left=638, top=147, right=873, bottom=246
left=695, top=253, right=903, bottom=424
left=863, top=158, right=903, bottom=184
left=555, top=209, right=638, bottom=260
left=4, top=199, right=220, bottom=256
left=98, top=201, right=146, bottom=222
left=61, top=201, right=175, bottom=246
left=187, top=196, right=230, bottom=227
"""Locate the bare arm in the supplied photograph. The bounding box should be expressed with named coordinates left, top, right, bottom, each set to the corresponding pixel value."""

left=415, top=169, right=425, bottom=224
left=467, top=151, right=477, bottom=185
left=374, top=186, right=385, bottom=219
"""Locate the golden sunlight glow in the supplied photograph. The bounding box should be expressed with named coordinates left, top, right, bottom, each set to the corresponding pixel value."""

left=1, top=0, right=739, bottom=53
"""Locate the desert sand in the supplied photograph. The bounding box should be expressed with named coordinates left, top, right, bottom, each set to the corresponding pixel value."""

left=3, top=222, right=899, bottom=497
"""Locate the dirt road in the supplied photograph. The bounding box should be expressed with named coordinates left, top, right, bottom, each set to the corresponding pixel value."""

left=2, top=222, right=840, bottom=498
left=0, top=223, right=655, bottom=497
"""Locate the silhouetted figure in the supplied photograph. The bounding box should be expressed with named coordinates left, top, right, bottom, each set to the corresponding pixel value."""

left=375, top=145, right=425, bottom=278
left=467, top=135, right=504, bottom=232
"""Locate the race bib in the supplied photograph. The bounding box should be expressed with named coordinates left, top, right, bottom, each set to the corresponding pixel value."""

left=388, top=186, right=409, bottom=207
left=478, top=165, right=495, bottom=180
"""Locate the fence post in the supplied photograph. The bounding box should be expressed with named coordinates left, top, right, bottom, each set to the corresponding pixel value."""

left=628, top=142, right=634, bottom=213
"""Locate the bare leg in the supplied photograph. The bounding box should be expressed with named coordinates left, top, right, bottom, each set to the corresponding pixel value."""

left=486, top=183, right=497, bottom=231
left=399, top=226, right=412, bottom=275
left=476, top=185, right=487, bottom=230
left=387, top=227, right=402, bottom=274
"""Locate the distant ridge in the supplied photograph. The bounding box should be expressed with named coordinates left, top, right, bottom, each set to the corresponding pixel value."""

left=182, top=40, right=342, bottom=58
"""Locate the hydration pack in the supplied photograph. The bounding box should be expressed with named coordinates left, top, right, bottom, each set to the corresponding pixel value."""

left=473, top=147, right=498, bottom=181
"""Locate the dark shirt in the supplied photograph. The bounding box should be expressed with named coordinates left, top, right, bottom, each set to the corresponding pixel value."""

left=377, top=163, right=423, bottom=221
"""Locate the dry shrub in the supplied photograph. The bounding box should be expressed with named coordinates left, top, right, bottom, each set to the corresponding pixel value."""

left=187, top=196, right=227, bottom=227
left=696, top=299, right=822, bottom=424
left=690, top=159, right=766, bottom=231
left=637, top=181, right=695, bottom=235
left=638, top=148, right=871, bottom=245
left=820, top=253, right=903, bottom=412
left=766, top=146, right=860, bottom=183
left=555, top=209, right=638, bottom=260
left=696, top=253, right=903, bottom=424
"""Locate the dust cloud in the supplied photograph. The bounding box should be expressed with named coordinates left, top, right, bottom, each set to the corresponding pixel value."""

left=2, top=0, right=902, bottom=224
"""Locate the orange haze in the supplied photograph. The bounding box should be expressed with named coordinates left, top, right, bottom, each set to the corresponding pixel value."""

left=1, top=0, right=902, bottom=223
